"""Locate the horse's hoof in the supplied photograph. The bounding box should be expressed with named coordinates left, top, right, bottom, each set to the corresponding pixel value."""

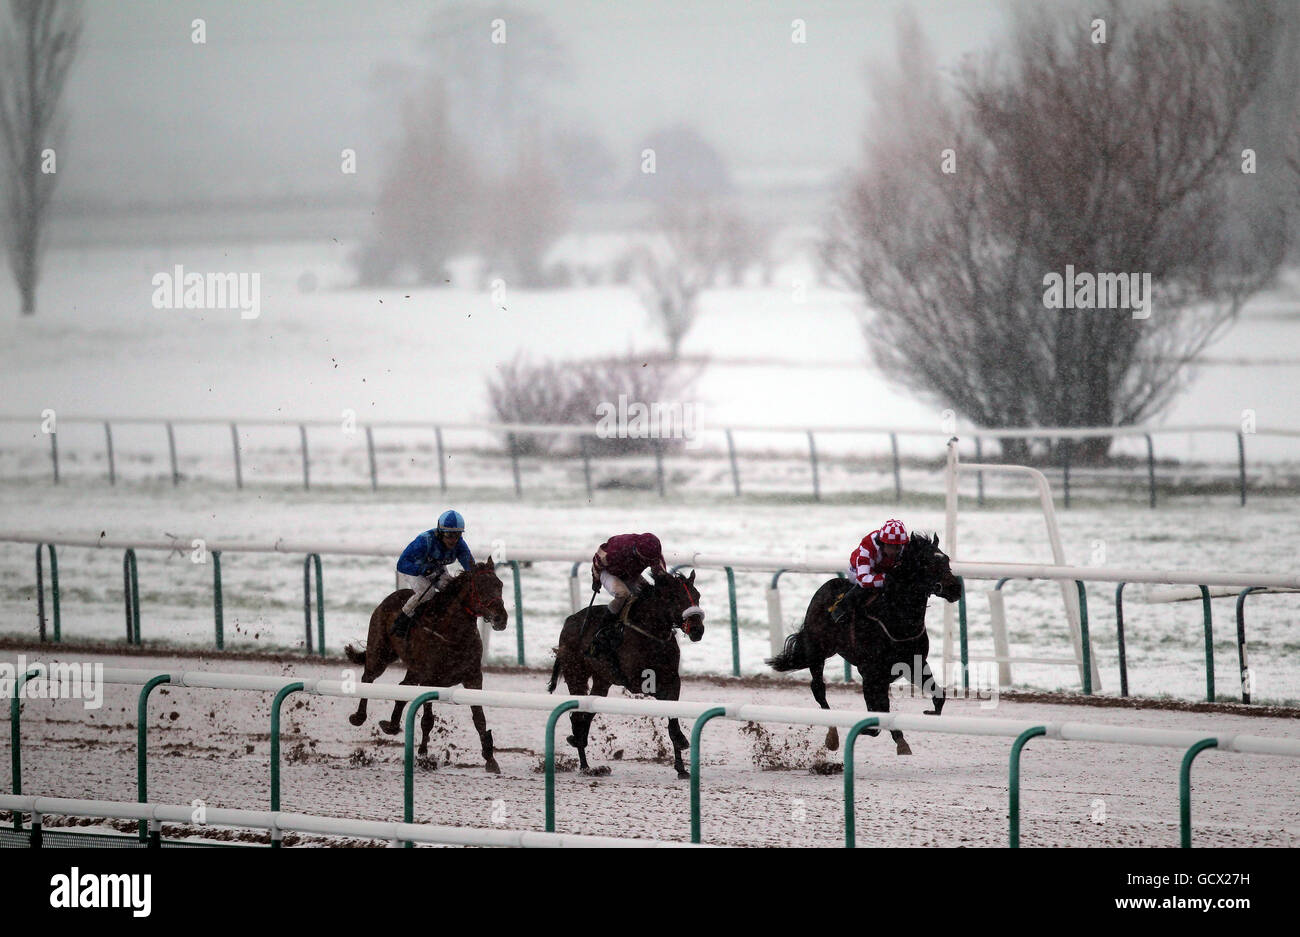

left=581, top=765, right=611, bottom=777
left=348, top=713, right=366, bottom=726
left=484, top=759, right=501, bottom=775
left=825, top=727, right=840, bottom=751
left=566, top=734, right=579, bottom=748
left=676, top=770, right=690, bottom=781
left=379, top=720, right=400, bottom=735
left=896, top=741, right=913, bottom=755
left=417, top=745, right=428, bottom=757
left=924, top=709, right=939, bottom=716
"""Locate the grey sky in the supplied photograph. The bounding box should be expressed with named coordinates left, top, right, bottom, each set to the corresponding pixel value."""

left=62, top=0, right=1008, bottom=205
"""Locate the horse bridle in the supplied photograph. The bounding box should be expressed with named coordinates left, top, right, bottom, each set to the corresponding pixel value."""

left=864, top=558, right=949, bottom=644
left=623, top=576, right=704, bottom=645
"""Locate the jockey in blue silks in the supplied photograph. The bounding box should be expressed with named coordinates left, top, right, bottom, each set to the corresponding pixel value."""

left=392, top=509, right=475, bottom=638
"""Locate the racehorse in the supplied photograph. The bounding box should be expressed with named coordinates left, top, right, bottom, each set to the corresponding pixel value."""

left=767, top=532, right=961, bottom=755
left=548, top=569, right=705, bottom=779
left=345, top=559, right=509, bottom=773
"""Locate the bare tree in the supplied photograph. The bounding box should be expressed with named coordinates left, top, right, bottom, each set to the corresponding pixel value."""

left=825, top=1, right=1290, bottom=462
left=0, top=0, right=82, bottom=316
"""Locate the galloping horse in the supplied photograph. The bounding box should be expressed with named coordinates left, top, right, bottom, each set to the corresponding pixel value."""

left=548, top=569, right=705, bottom=779
left=346, top=559, right=509, bottom=773
left=768, top=532, right=961, bottom=755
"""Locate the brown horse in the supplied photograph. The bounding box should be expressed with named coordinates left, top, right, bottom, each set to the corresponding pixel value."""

left=768, top=532, right=961, bottom=755
left=547, top=569, right=704, bottom=779
left=345, top=559, right=509, bottom=773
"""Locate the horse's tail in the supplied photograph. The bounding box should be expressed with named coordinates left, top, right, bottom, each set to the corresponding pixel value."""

left=767, top=630, right=810, bottom=673
left=344, top=643, right=367, bottom=665
left=547, top=651, right=562, bottom=693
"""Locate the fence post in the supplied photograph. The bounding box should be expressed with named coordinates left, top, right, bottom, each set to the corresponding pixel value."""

left=1179, top=738, right=1218, bottom=848
left=1076, top=581, right=1091, bottom=695
left=123, top=549, right=140, bottom=644
left=299, top=424, right=310, bottom=490
left=365, top=425, right=378, bottom=491
left=725, top=567, right=740, bottom=677
left=434, top=426, right=447, bottom=493
left=653, top=436, right=665, bottom=498
left=213, top=550, right=224, bottom=650
left=1236, top=432, right=1246, bottom=507
left=166, top=421, right=179, bottom=486
left=1114, top=582, right=1129, bottom=697
left=544, top=700, right=580, bottom=832
left=1145, top=433, right=1156, bottom=508
left=403, top=690, right=441, bottom=848
left=1235, top=587, right=1263, bottom=704
left=843, top=717, right=880, bottom=847
left=726, top=429, right=741, bottom=497
left=35, top=544, right=60, bottom=643
left=1199, top=585, right=1214, bottom=703
left=508, top=433, right=522, bottom=498
left=569, top=562, right=583, bottom=614
left=1009, top=726, right=1047, bottom=847
left=509, top=559, right=525, bottom=666
left=890, top=432, right=901, bottom=503
left=104, top=422, right=116, bottom=485
left=579, top=434, right=593, bottom=499
left=974, top=437, right=984, bottom=507
left=1062, top=438, right=1071, bottom=509
left=690, top=707, right=727, bottom=844
left=49, top=428, right=59, bottom=484
left=230, top=423, right=243, bottom=489
left=137, top=674, right=171, bottom=842
left=303, top=554, right=324, bottom=655
left=269, top=681, right=307, bottom=841
left=10, top=668, right=41, bottom=829
left=806, top=431, right=821, bottom=501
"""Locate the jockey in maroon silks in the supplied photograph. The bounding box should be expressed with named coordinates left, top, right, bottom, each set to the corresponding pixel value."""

left=591, top=532, right=668, bottom=622
left=832, top=518, right=909, bottom=624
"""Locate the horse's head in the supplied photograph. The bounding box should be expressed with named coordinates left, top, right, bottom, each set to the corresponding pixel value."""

left=651, top=569, right=705, bottom=642
left=903, top=531, right=962, bottom=603
left=467, top=559, right=509, bottom=630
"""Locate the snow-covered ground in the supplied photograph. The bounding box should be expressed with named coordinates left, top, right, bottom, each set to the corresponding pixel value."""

left=3, top=651, right=1296, bottom=848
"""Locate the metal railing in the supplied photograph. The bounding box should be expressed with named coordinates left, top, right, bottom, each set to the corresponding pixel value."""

left=6, top=665, right=1299, bottom=847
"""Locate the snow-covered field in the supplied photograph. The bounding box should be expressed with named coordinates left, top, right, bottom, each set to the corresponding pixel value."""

left=3, top=651, right=1297, bottom=848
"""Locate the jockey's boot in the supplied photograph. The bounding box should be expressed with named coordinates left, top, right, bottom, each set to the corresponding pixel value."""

left=392, top=610, right=415, bottom=639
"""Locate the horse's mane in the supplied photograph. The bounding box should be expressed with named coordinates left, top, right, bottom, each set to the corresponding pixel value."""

left=882, top=531, right=938, bottom=596
left=416, top=563, right=490, bottom=619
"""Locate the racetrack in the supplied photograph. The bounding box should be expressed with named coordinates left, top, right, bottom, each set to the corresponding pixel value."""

left=4, top=649, right=1297, bottom=847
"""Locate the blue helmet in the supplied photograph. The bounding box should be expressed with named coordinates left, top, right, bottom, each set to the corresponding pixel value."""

left=437, top=509, right=465, bottom=533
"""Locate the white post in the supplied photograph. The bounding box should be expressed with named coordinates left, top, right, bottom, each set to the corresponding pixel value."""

left=986, top=589, right=1013, bottom=686
left=766, top=582, right=785, bottom=660
left=943, top=437, right=959, bottom=688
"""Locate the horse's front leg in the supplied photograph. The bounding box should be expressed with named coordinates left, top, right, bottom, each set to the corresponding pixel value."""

left=809, top=651, right=840, bottom=751
left=655, top=673, right=690, bottom=780
left=576, top=679, right=612, bottom=776
left=378, top=674, right=415, bottom=735
left=418, top=701, right=434, bottom=757
left=864, top=679, right=909, bottom=755
left=461, top=674, right=500, bottom=774
left=918, top=654, right=945, bottom=716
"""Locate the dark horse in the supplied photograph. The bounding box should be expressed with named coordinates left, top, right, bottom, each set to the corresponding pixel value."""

left=768, top=532, right=961, bottom=755
left=547, top=570, right=705, bottom=779
left=345, top=559, right=509, bottom=773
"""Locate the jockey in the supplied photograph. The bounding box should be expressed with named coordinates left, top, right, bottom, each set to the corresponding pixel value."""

left=591, top=532, right=668, bottom=623
left=832, top=518, right=909, bottom=624
left=392, top=509, right=475, bottom=638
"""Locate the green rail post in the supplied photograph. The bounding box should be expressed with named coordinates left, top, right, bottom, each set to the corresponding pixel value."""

left=104, top=421, right=116, bottom=485
left=9, top=668, right=41, bottom=829
left=544, top=700, right=580, bottom=832
left=1236, top=432, right=1246, bottom=507
left=725, top=429, right=741, bottom=496
left=303, top=554, right=324, bottom=656
left=889, top=432, right=901, bottom=502
left=269, top=681, right=306, bottom=847
left=137, top=674, right=171, bottom=842
left=1144, top=433, right=1156, bottom=508
left=403, top=690, right=441, bottom=848
left=1180, top=738, right=1218, bottom=848
left=166, top=421, right=179, bottom=486
left=690, top=707, right=727, bottom=844
left=806, top=431, right=821, bottom=501
left=957, top=576, right=969, bottom=692
left=1076, top=581, right=1091, bottom=695
left=1198, top=585, right=1214, bottom=702
left=843, top=717, right=880, bottom=848
left=123, top=548, right=140, bottom=644
left=230, top=422, right=243, bottom=489
left=725, top=567, right=740, bottom=677
left=365, top=425, right=378, bottom=491
left=49, top=428, right=59, bottom=484
left=1009, top=726, right=1047, bottom=847
left=35, top=544, right=60, bottom=643
left=299, top=423, right=310, bottom=491
left=434, top=425, right=447, bottom=493
left=212, top=550, right=224, bottom=650
left=1114, top=582, right=1129, bottom=697
left=509, top=559, right=525, bottom=665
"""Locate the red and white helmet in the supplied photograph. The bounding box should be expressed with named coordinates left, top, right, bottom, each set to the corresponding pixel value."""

left=877, top=519, right=908, bottom=545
